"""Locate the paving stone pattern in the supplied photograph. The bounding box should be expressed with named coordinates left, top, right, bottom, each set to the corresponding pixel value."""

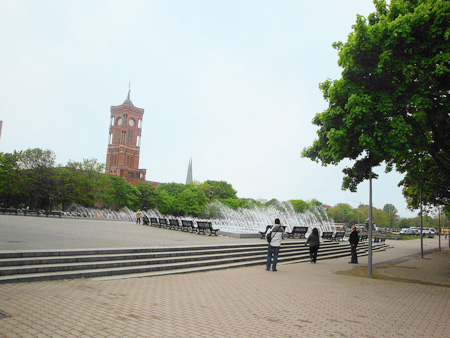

left=0, top=215, right=449, bottom=338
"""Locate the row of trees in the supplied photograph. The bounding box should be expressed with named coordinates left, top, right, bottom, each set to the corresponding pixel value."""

left=3, top=148, right=446, bottom=228
left=0, top=148, right=243, bottom=215
left=0, top=148, right=322, bottom=217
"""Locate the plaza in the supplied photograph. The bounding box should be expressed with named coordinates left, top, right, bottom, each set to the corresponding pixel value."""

left=0, top=215, right=449, bottom=338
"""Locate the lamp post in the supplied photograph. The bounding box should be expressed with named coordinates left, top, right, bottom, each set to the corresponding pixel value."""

left=438, top=207, right=441, bottom=252
left=420, top=186, right=423, bottom=259
left=368, top=165, right=373, bottom=277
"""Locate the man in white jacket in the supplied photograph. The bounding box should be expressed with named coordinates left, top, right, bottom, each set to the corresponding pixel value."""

left=265, top=218, right=284, bottom=271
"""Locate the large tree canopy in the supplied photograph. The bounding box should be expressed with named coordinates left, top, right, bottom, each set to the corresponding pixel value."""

left=302, top=0, right=450, bottom=211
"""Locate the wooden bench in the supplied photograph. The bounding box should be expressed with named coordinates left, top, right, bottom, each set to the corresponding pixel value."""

left=168, top=219, right=180, bottom=230
left=181, top=220, right=195, bottom=232
left=259, top=225, right=272, bottom=239
left=334, top=232, right=345, bottom=241
left=150, top=217, right=158, bottom=226
left=196, top=221, right=220, bottom=236
left=374, top=236, right=386, bottom=243
left=0, top=208, right=19, bottom=215
left=23, top=210, right=42, bottom=216
left=322, top=232, right=334, bottom=241
left=45, top=211, right=62, bottom=218
left=286, top=226, right=309, bottom=239
left=158, top=218, right=168, bottom=228
left=359, top=234, right=368, bottom=242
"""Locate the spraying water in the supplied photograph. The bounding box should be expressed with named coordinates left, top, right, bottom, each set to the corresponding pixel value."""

left=67, top=201, right=334, bottom=234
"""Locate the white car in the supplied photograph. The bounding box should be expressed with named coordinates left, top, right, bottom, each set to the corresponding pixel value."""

left=399, top=228, right=417, bottom=235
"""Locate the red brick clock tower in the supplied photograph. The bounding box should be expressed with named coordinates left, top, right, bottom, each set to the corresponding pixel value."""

left=105, top=89, right=147, bottom=185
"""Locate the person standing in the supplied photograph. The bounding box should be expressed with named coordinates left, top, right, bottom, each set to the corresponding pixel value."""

left=349, top=225, right=359, bottom=264
left=265, top=218, right=284, bottom=271
left=306, top=227, right=320, bottom=263
left=136, top=209, right=142, bottom=224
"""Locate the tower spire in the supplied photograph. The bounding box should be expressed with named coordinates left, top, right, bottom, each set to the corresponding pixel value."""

left=186, top=157, right=193, bottom=184
left=127, top=79, right=131, bottom=101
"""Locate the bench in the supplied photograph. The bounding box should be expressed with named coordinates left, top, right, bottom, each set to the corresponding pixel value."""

left=286, top=226, right=309, bottom=239
left=196, top=221, right=220, bottom=236
left=150, top=217, right=158, bottom=226
left=359, top=234, right=368, bottom=242
left=181, top=220, right=195, bottom=232
left=334, top=232, right=345, bottom=241
left=23, top=210, right=42, bottom=216
left=142, top=216, right=150, bottom=225
left=259, top=225, right=273, bottom=239
left=0, top=208, right=18, bottom=215
left=168, top=219, right=180, bottom=230
left=322, top=232, right=334, bottom=241
left=45, top=211, right=62, bottom=218
left=374, top=236, right=386, bottom=243
left=158, top=218, right=168, bottom=228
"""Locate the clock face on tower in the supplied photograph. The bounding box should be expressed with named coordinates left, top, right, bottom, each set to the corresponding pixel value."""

left=117, top=117, right=123, bottom=126
left=128, top=119, right=135, bottom=127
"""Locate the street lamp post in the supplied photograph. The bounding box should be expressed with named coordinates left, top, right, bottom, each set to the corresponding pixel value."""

left=438, top=207, right=441, bottom=252
left=368, top=166, right=373, bottom=277
left=420, top=186, right=423, bottom=259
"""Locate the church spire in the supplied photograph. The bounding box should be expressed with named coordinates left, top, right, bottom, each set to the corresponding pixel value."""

left=186, top=157, right=193, bottom=184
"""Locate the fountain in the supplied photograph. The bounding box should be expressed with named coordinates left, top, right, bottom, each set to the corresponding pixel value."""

left=67, top=201, right=334, bottom=235
left=201, top=200, right=334, bottom=234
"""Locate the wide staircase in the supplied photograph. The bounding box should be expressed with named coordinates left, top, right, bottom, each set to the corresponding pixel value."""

left=0, top=240, right=390, bottom=283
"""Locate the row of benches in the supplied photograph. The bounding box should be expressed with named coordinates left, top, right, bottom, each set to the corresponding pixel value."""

left=259, top=226, right=309, bottom=239
left=0, top=208, right=63, bottom=217
left=321, top=232, right=346, bottom=241
left=142, top=216, right=220, bottom=236
left=259, top=228, right=383, bottom=243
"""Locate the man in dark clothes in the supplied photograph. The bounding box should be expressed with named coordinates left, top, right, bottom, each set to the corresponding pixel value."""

left=349, top=225, right=359, bottom=264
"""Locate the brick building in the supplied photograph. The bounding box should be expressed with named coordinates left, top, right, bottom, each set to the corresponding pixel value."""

left=105, top=90, right=152, bottom=186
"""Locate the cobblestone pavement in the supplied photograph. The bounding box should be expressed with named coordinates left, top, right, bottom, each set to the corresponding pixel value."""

left=0, top=215, right=449, bottom=338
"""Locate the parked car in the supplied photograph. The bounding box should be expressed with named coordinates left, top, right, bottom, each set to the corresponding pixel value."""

left=399, top=228, right=417, bottom=235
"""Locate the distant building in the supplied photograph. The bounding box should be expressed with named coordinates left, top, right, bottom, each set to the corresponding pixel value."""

left=105, top=89, right=158, bottom=186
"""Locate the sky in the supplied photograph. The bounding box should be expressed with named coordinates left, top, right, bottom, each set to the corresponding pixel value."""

left=0, top=0, right=420, bottom=218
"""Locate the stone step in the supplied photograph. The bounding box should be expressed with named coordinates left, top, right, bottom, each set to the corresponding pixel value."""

left=0, top=242, right=342, bottom=275
left=0, top=242, right=390, bottom=283
left=94, top=244, right=388, bottom=281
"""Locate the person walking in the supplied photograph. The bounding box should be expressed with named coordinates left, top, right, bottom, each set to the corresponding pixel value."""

left=265, top=218, right=284, bottom=271
left=136, top=209, right=142, bottom=224
left=305, top=227, right=320, bottom=263
left=349, top=225, right=359, bottom=264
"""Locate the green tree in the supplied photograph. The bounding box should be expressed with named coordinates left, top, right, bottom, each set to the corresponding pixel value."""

left=200, top=180, right=237, bottom=200
left=157, top=182, right=188, bottom=197
left=18, top=148, right=57, bottom=209
left=177, top=187, right=208, bottom=216
left=99, top=176, right=139, bottom=210
left=327, top=203, right=357, bottom=224
left=383, top=203, right=399, bottom=227
left=155, top=190, right=177, bottom=215
left=136, top=182, right=161, bottom=210
left=289, top=199, right=308, bottom=213
left=0, top=152, right=24, bottom=207
left=302, top=0, right=450, bottom=212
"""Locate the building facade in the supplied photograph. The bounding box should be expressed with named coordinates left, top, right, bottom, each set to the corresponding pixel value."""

left=105, top=91, right=147, bottom=185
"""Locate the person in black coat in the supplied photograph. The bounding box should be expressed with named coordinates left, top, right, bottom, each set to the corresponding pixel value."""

left=305, top=227, right=320, bottom=263
left=349, top=225, right=359, bottom=264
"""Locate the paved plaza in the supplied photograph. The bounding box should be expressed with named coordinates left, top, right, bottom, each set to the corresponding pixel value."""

left=0, top=215, right=449, bottom=338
